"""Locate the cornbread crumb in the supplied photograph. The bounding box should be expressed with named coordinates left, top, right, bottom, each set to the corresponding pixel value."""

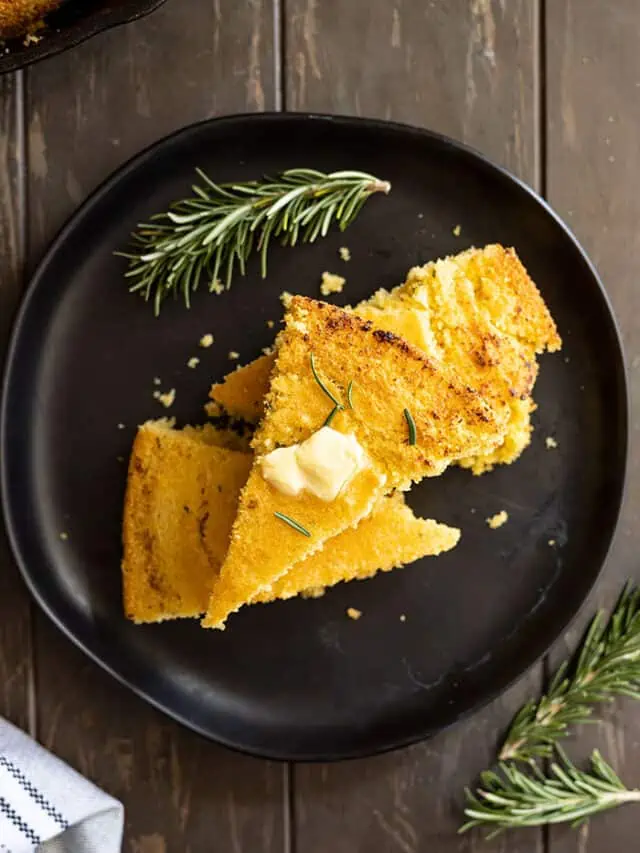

left=346, top=607, right=362, bottom=621
left=487, top=510, right=509, bottom=529
left=301, top=586, right=326, bottom=599
left=399, top=614, right=406, bottom=622
left=280, top=291, right=293, bottom=308
left=266, top=320, right=275, bottom=329
left=339, top=246, right=351, bottom=262
left=453, top=224, right=462, bottom=237
left=117, top=423, right=125, bottom=430
left=211, top=280, right=224, bottom=296
left=261, top=346, right=273, bottom=356
left=155, top=389, right=176, bottom=409
left=228, top=351, right=240, bottom=360
left=153, top=377, right=161, bottom=385
left=545, top=436, right=558, bottom=449
left=199, top=334, right=214, bottom=348
left=187, top=357, right=200, bottom=369
left=59, top=532, right=68, bottom=540
left=23, top=32, right=41, bottom=45
left=548, top=539, right=556, bottom=546
left=320, top=271, right=346, bottom=296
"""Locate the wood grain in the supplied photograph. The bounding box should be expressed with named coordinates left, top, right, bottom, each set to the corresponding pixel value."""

left=0, top=71, right=32, bottom=733
left=23, top=2, right=285, bottom=852
left=546, top=0, right=640, bottom=849
left=286, top=2, right=543, bottom=851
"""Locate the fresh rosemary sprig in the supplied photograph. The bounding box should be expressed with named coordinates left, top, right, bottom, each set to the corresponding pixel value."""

left=119, top=168, right=391, bottom=314
left=461, top=748, right=640, bottom=836
left=274, top=512, right=311, bottom=537
left=500, top=583, right=640, bottom=763
left=347, top=380, right=354, bottom=409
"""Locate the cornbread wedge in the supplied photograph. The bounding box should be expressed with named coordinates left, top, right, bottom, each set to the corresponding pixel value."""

left=202, top=296, right=505, bottom=628
left=122, top=421, right=460, bottom=622
left=207, top=245, right=561, bottom=474
left=122, top=421, right=252, bottom=623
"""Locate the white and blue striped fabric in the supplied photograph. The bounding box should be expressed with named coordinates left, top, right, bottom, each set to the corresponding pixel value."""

left=0, top=718, right=124, bottom=853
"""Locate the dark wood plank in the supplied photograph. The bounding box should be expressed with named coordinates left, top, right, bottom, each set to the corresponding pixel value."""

left=546, top=1, right=640, bottom=850
left=0, top=72, right=32, bottom=733
left=286, top=2, right=543, bottom=851
left=24, top=3, right=285, bottom=852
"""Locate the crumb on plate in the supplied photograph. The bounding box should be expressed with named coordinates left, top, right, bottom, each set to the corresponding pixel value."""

left=59, top=532, right=68, bottom=541
left=155, top=388, right=176, bottom=409
left=153, top=376, right=161, bottom=385
left=228, top=351, right=240, bottom=360
left=346, top=607, right=362, bottom=621
left=399, top=614, right=407, bottom=622
left=199, top=333, right=214, bottom=348
left=261, top=346, right=273, bottom=356
left=280, top=290, right=293, bottom=308
left=453, top=224, right=462, bottom=237
left=545, top=436, right=558, bottom=449
left=187, top=357, right=200, bottom=369
left=117, top=423, right=125, bottom=430
left=211, top=280, right=224, bottom=296
left=266, top=320, right=275, bottom=329
left=320, top=271, right=346, bottom=296
left=338, top=246, right=351, bottom=262
left=487, top=510, right=509, bottom=529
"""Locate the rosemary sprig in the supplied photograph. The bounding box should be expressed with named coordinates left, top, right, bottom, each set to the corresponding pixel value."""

left=500, top=583, right=640, bottom=763
left=119, top=168, right=391, bottom=314
left=274, top=512, right=311, bottom=537
left=404, top=407, right=417, bottom=445
left=461, top=748, right=640, bottom=836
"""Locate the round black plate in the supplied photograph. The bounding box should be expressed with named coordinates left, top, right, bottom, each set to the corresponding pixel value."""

left=1, top=114, right=627, bottom=760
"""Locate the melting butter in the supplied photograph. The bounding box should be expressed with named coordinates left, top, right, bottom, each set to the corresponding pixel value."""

left=260, top=427, right=367, bottom=501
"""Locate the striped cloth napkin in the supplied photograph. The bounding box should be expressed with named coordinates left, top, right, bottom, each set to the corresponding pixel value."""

left=0, top=718, right=124, bottom=853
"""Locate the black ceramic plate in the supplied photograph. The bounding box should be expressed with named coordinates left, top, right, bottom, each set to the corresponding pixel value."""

left=1, top=114, right=627, bottom=760
left=0, top=0, right=167, bottom=75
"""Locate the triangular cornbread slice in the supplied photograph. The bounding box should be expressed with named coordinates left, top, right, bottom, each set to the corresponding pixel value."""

left=207, top=353, right=274, bottom=423
left=202, top=296, right=505, bottom=628
left=207, top=245, right=561, bottom=474
left=122, top=421, right=252, bottom=623
left=122, top=421, right=460, bottom=622
left=253, top=492, right=459, bottom=602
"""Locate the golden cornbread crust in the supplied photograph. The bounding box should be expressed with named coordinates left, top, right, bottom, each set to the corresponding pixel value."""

left=122, top=421, right=252, bottom=623
left=0, top=0, right=59, bottom=37
left=202, top=296, right=505, bottom=629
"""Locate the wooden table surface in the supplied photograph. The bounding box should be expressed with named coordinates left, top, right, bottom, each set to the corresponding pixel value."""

left=1, top=1, right=639, bottom=850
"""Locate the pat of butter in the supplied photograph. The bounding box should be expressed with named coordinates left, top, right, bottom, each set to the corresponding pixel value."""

left=260, top=427, right=367, bottom=501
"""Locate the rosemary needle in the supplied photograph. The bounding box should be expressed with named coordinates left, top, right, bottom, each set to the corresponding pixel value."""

left=274, top=511, right=311, bottom=537
left=404, top=407, right=417, bottom=445
left=310, top=353, right=342, bottom=408
left=347, top=380, right=354, bottom=409
left=324, top=405, right=344, bottom=427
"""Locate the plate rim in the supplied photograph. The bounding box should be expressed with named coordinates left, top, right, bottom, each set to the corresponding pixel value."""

left=0, top=112, right=629, bottom=762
